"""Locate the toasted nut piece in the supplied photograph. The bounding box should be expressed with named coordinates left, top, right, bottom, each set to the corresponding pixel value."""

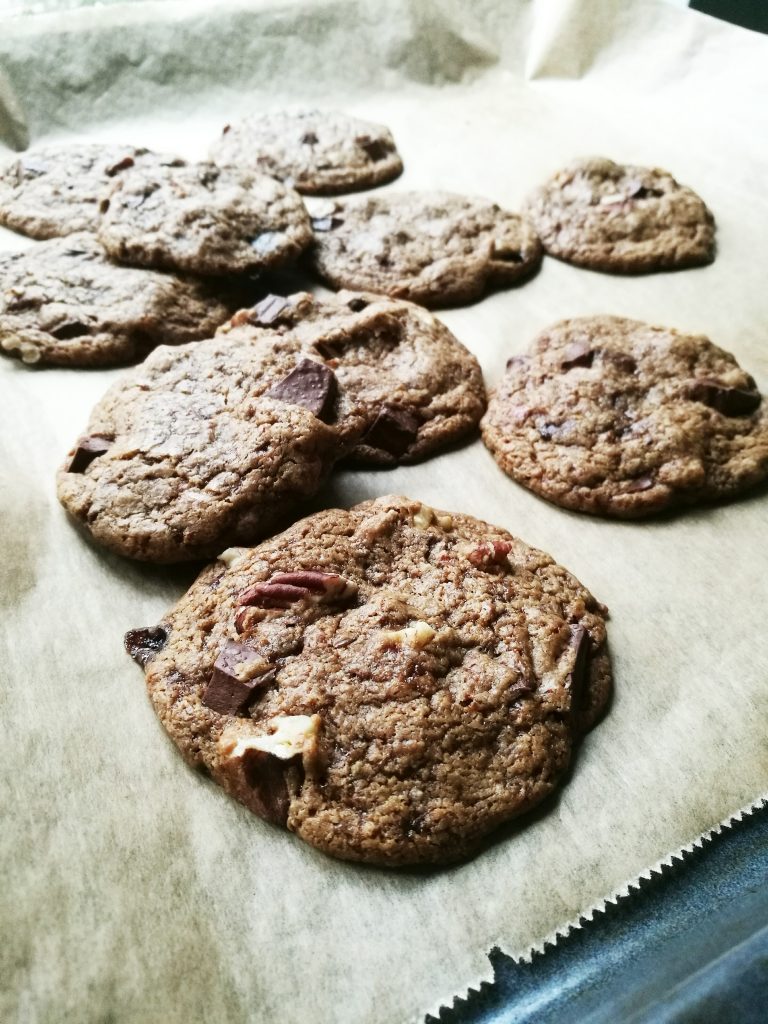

left=412, top=504, right=452, bottom=530
left=467, top=540, right=512, bottom=567
left=218, top=546, right=250, bottom=568
left=380, top=621, right=436, bottom=649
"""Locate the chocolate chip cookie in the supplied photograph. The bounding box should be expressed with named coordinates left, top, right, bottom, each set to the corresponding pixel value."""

left=0, top=144, right=161, bottom=240
left=0, top=233, right=244, bottom=367
left=210, top=109, right=403, bottom=195
left=308, top=192, right=542, bottom=307
left=97, top=162, right=312, bottom=276
left=481, top=316, right=768, bottom=517
left=125, top=495, right=612, bottom=866
left=217, top=290, right=486, bottom=465
left=56, top=331, right=361, bottom=562
left=523, top=158, right=715, bottom=273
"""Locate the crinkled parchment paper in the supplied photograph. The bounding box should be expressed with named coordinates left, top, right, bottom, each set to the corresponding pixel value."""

left=1, top=2, right=767, bottom=1021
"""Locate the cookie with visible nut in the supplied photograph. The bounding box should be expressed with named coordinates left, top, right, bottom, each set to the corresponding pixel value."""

left=97, top=161, right=312, bottom=277
left=216, top=289, right=486, bottom=465
left=210, top=109, right=403, bottom=195
left=0, top=143, right=159, bottom=240
left=0, top=233, right=245, bottom=367
left=308, top=192, right=542, bottom=307
left=481, top=316, right=768, bottom=517
left=126, top=495, right=612, bottom=866
left=523, top=157, right=715, bottom=273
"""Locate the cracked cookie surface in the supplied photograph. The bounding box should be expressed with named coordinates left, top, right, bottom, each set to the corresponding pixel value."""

left=308, top=191, right=542, bottom=307
left=0, top=143, right=157, bottom=240
left=523, top=157, right=715, bottom=273
left=210, top=109, right=402, bottom=195
left=481, top=316, right=768, bottom=517
left=0, top=233, right=243, bottom=367
left=217, top=290, right=486, bottom=465
left=127, top=495, right=612, bottom=866
left=97, top=161, right=312, bottom=276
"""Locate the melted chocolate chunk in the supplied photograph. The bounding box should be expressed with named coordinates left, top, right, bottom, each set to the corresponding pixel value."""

left=688, top=378, right=761, bottom=417
left=561, top=342, right=594, bottom=371
left=361, top=404, right=421, bottom=457
left=105, top=155, right=135, bottom=177
left=267, top=358, right=338, bottom=421
left=250, top=294, right=290, bottom=326
left=300, top=131, right=319, bottom=145
left=202, top=641, right=273, bottom=715
left=241, top=749, right=292, bottom=825
left=626, top=475, right=655, bottom=493
left=50, top=321, right=91, bottom=341
left=347, top=297, right=368, bottom=312
left=65, top=435, right=112, bottom=474
left=358, top=138, right=388, bottom=162
left=124, top=625, right=168, bottom=667
left=567, top=625, right=591, bottom=721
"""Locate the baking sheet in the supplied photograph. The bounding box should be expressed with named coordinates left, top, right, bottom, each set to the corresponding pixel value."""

left=1, top=2, right=767, bottom=1022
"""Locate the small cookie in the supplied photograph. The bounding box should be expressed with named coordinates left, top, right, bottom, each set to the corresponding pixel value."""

left=481, top=316, right=768, bottom=517
left=523, top=157, right=715, bottom=273
left=98, top=162, right=312, bottom=277
left=126, top=495, right=612, bottom=866
left=308, top=192, right=542, bottom=307
left=0, top=234, right=244, bottom=367
left=0, top=144, right=171, bottom=240
left=217, top=290, right=486, bottom=465
left=210, top=109, right=403, bottom=195
left=56, top=331, right=363, bottom=562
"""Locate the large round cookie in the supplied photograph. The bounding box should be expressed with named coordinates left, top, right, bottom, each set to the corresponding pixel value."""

left=481, top=316, right=768, bottom=518
left=56, top=332, right=363, bottom=562
left=0, top=233, right=244, bottom=367
left=210, top=109, right=403, bottom=195
left=97, top=162, right=312, bottom=276
left=0, top=143, right=155, bottom=240
left=523, top=157, right=715, bottom=273
left=308, top=192, right=542, bottom=307
left=217, top=290, right=486, bottom=465
left=126, top=495, right=612, bottom=866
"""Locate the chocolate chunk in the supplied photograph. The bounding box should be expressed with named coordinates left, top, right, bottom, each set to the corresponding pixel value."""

left=267, top=358, right=338, bottom=421
left=124, top=625, right=168, bottom=667
left=105, top=155, right=135, bottom=177
left=359, top=138, right=388, bottom=162
left=567, top=625, right=591, bottom=721
left=347, top=297, right=368, bottom=312
left=606, top=351, right=637, bottom=374
left=300, top=131, right=319, bottom=145
left=688, top=378, right=761, bottom=416
left=202, top=641, right=273, bottom=715
left=311, top=216, right=343, bottom=232
left=626, top=475, right=655, bottom=492
left=50, top=321, right=91, bottom=341
left=65, top=434, right=112, bottom=474
left=561, top=342, right=594, bottom=370
left=241, top=749, right=292, bottom=825
left=493, top=248, right=524, bottom=263
left=626, top=180, right=664, bottom=200
left=361, top=404, right=421, bottom=457
left=250, top=294, right=290, bottom=326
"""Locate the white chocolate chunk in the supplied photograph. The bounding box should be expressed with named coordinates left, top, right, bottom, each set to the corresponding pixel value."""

left=229, top=714, right=321, bottom=761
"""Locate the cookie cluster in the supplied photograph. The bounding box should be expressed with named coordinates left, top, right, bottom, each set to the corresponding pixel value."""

left=1, top=106, right=766, bottom=865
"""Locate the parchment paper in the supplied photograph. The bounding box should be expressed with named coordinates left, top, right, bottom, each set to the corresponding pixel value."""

left=2, top=2, right=767, bottom=1022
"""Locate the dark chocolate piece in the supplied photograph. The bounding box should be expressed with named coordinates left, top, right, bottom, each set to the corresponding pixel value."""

left=688, top=378, right=761, bottom=417
left=300, top=131, right=319, bottom=145
left=65, top=434, right=112, bottom=474
left=347, top=297, right=368, bottom=312
left=359, top=138, right=388, bottom=162
left=361, top=404, right=421, bottom=457
left=50, top=321, right=91, bottom=341
left=266, top=358, right=337, bottom=421
left=202, top=641, right=273, bottom=715
left=105, top=155, right=135, bottom=177
left=567, top=625, right=591, bottom=720
left=561, top=342, right=594, bottom=371
left=124, top=625, right=169, bottom=667
left=241, top=749, right=292, bottom=825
